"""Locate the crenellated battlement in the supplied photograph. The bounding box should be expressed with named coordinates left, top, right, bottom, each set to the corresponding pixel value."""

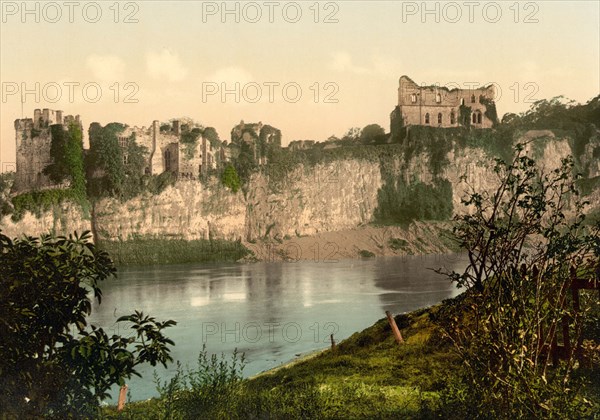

left=13, top=109, right=83, bottom=193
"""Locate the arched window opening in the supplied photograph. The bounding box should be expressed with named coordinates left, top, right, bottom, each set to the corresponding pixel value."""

left=436, top=93, right=441, bottom=103
left=425, top=113, right=430, bottom=124
left=471, top=94, right=476, bottom=103
left=472, top=112, right=477, bottom=124
left=450, top=111, right=456, bottom=124
left=411, top=93, right=417, bottom=103
left=477, top=111, right=482, bottom=124
left=438, top=113, right=442, bottom=124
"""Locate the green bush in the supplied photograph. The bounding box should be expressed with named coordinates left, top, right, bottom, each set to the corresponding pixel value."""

left=0, top=231, right=176, bottom=417
left=440, top=144, right=599, bottom=418
left=359, top=249, right=375, bottom=258
left=221, top=164, right=241, bottom=193
left=389, top=237, right=408, bottom=250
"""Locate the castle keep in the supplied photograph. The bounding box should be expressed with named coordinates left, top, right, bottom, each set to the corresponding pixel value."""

left=14, top=109, right=82, bottom=192
left=390, top=76, right=497, bottom=139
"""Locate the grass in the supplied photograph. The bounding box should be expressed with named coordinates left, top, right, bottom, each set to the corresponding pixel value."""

left=101, top=304, right=462, bottom=419
left=100, top=290, right=600, bottom=419
left=97, top=237, right=251, bottom=266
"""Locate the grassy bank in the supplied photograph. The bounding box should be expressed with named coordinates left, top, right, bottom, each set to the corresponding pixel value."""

left=97, top=238, right=251, bottom=266
left=101, top=292, right=600, bottom=419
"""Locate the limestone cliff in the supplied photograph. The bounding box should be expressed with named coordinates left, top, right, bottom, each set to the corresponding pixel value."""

left=2, top=130, right=598, bottom=253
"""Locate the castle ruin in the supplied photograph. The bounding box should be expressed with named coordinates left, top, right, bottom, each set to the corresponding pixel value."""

left=390, top=76, right=497, bottom=140
left=13, top=108, right=82, bottom=192
left=13, top=110, right=281, bottom=194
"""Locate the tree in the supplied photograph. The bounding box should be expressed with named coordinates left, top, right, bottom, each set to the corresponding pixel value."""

left=203, top=127, right=220, bottom=147
left=359, top=124, right=385, bottom=145
left=440, top=143, right=599, bottom=418
left=221, top=164, right=241, bottom=193
left=0, top=231, right=176, bottom=417
left=341, top=127, right=361, bottom=142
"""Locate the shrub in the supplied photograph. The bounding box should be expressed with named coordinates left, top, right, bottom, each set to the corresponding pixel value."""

left=0, top=231, right=176, bottom=417
left=439, top=143, right=600, bottom=418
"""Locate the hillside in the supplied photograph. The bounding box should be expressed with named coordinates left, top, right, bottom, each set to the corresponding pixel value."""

left=102, top=292, right=600, bottom=418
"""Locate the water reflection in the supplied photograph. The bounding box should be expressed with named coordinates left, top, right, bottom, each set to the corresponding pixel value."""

left=89, top=254, right=468, bottom=402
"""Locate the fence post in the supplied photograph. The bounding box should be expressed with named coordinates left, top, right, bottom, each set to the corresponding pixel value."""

left=117, top=384, right=128, bottom=411
left=330, top=333, right=336, bottom=351
left=385, top=311, right=404, bottom=345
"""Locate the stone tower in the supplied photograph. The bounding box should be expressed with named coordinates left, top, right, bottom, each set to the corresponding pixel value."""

left=13, top=108, right=81, bottom=193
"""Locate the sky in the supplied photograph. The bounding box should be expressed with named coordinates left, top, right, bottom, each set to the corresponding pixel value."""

left=1, top=0, right=599, bottom=171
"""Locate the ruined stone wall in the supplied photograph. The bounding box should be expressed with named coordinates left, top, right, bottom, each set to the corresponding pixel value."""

left=13, top=119, right=54, bottom=192
left=396, top=75, right=495, bottom=129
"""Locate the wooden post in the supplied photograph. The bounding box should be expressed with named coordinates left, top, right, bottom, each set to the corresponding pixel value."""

left=385, top=311, right=404, bottom=345
left=330, top=333, right=336, bottom=351
left=117, top=384, right=128, bottom=412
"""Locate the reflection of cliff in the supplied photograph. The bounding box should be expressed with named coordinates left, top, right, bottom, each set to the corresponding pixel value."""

left=2, top=131, right=599, bottom=247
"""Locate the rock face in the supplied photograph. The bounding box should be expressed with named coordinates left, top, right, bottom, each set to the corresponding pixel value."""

left=0, top=202, right=89, bottom=239
left=94, top=178, right=247, bottom=241
left=245, top=160, right=382, bottom=240
left=2, top=131, right=599, bottom=245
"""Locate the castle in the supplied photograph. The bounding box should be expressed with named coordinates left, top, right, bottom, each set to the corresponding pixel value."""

left=390, top=76, right=497, bottom=139
left=13, top=78, right=497, bottom=193
left=13, top=109, right=282, bottom=194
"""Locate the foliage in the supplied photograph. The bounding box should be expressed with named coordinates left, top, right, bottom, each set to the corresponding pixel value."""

left=202, top=127, right=220, bottom=147
left=359, top=249, right=376, bottom=258
left=120, top=138, right=149, bottom=200
left=44, top=123, right=86, bottom=199
left=388, top=237, right=409, bottom=250
left=480, top=96, right=499, bottom=126
left=439, top=143, right=600, bottom=418
left=359, top=123, right=386, bottom=145
left=502, top=95, right=600, bottom=172
left=180, top=128, right=201, bottom=160
left=375, top=179, right=453, bottom=224
left=105, top=308, right=463, bottom=419
left=143, top=172, right=176, bottom=196
left=403, top=126, right=455, bottom=174
left=153, top=346, right=246, bottom=419
left=0, top=231, right=176, bottom=417
left=576, top=175, right=600, bottom=197
left=459, top=104, right=472, bottom=128
left=86, top=123, right=149, bottom=200
left=11, top=188, right=85, bottom=222
left=86, top=122, right=126, bottom=197
left=221, top=164, right=241, bottom=193
left=97, top=237, right=250, bottom=265
left=341, top=127, right=361, bottom=142
left=233, top=139, right=258, bottom=186
left=0, top=171, right=14, bottom=217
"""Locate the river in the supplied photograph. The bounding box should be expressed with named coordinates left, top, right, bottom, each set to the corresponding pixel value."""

left=89, top=253, right=469, bottom=402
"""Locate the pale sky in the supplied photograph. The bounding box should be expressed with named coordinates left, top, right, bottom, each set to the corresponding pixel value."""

left=1, top=0, right=599, bottom=171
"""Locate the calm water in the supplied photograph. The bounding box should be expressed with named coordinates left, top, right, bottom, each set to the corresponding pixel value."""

left=89, top=254, right=469, bottom=402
